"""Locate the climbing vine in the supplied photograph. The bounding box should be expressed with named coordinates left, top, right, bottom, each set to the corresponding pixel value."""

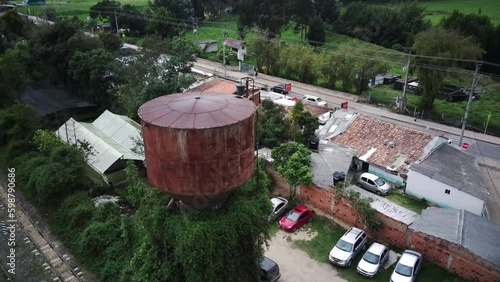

left=333, top=182, right=383, bottom=231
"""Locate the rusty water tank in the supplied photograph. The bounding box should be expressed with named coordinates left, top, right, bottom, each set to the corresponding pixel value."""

left=138, top=92, right=256, bottom=209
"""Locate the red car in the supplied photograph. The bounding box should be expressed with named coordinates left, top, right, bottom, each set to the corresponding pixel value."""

left=279, top=205, right=313, bottom=232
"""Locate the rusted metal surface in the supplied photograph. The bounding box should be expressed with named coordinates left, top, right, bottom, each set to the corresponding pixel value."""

left=138, top=92, right=256, bottom=129
left=138, top=92, right=256, bottom=208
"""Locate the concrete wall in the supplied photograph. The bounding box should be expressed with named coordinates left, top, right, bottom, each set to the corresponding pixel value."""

left=265, top=165, right=500, bottom=282
left=368, top=164, right=405, bottom=186
left=406, top=170, right=485, bottom=216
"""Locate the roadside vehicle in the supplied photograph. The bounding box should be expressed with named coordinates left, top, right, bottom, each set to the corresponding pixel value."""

left=357, top=173, right=392, bottom=196
left=271, top=84, right=289, bottom=94
left=269, top=197, right=289, bottom=221
left=329, top=227, right=367, bottom=267
left=356, top=242, right=389, bottom=277
left=390, top=250, right=422, bottom=282
left=260, top=256, right=281, bottom=282
left=303, top=95, right=328, bottom=107
left=279, top=205, right=313, bottom=232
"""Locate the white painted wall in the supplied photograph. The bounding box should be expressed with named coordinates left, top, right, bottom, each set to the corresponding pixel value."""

left=406, top=170, right=485, bottom=216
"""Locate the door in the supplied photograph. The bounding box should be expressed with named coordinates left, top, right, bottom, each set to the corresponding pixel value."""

left=367, top=179, right=377, bottom=192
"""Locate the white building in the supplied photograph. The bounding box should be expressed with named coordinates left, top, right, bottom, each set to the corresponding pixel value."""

left=56, top=110, right=145, bottom=185
left=223, top=38, right=246, bottom=61
left=406, top=144, right=490, bottom=217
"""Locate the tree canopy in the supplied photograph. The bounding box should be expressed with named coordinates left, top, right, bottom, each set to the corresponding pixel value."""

left=412, top=27, right=484, bottom=114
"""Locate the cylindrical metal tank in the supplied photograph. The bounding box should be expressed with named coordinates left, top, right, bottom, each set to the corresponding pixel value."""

left=138, top=92, right=256, bottom=209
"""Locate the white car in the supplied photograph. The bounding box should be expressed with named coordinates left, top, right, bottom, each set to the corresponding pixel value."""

left=390, top=250, right=422, bottom=282
left=357, top=242, right=389, bottom=278
left=303, top=95, right=328, bottom=107
left=318, top=111, right=333, bottom=125
left=269, top=197, right=288, bottom=221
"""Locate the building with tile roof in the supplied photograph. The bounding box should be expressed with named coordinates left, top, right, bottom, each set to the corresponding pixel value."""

left=332, top=115, right=436, bottom=185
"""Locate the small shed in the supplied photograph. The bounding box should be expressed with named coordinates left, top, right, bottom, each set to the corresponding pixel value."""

left=223, top=38, right=246, bottom=61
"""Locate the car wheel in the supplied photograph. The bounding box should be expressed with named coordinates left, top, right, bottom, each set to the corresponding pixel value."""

left=357, top=183, right=362, bottom=187
left=292, top=227, right=297, bottom=233
left=376, top=190, right=382, bottom=196
left=346, top=259, right=351, bottom=267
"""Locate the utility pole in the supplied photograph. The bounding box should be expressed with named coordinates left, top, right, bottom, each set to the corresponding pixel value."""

left=222, top=30, right=227, bottom=77
left=114, top=9, right=119, bottom=36
left=458, top=63, right=482, bottom=147
left=400, top=48, right=412, bottom=113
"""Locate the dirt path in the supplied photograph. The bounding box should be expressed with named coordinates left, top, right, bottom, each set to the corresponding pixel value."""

left=265, top=230, right=347, bottom=282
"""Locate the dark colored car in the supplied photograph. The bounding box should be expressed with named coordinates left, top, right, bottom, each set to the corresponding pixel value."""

left=279, top=205, right=313, bottom=232
left=260, top=256, right=281, bottom=282
left=271, top=84, right=288, bottom=94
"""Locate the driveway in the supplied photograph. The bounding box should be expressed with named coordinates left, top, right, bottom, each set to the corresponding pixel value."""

left=265, top=230, right=347, bottom=282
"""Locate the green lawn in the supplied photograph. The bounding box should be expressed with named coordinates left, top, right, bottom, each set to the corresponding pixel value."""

left=367, top=0, right=500, bottom=26
left=385, top=192, right=429, bottom=214
left=293, top=216, right=462, bottom=282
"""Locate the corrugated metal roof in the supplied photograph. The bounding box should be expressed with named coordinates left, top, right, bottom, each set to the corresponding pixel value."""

left=410, top=207, right=500, bottom=267
left=56, top=111, right=144, bottom=174
left=346, top=185, right=420, bottom=225
left=411, top=144, right=490, bottom=201
left=138, top=92, right=256, bottom=129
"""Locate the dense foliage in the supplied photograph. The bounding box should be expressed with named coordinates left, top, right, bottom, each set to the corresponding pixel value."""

left=336, top=2, right=430, bottom=48
left=257, top=99, right=291, bottom=148
left=412, top=27, right=484, bottom=114
left=272, top=141, right=313, bottom=197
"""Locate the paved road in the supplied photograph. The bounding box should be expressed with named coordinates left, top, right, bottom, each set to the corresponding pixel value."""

left=193, top=58, right=500, bottom=147
left=193, top=59, right=500, bottom=224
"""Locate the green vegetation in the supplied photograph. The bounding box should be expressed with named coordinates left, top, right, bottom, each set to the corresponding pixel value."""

left=293, top=215, right=462, bottom=282
left=419, top=0, right=500, bottom=26
left=385, top=192, right=429, bottom=214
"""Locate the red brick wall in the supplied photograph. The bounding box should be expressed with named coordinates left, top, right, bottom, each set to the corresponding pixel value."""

left=409, top=232, right=500, bottom=282
left=272, top=182, right=500, bottom=282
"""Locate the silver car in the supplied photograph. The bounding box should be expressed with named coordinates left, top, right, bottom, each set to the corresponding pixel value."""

left=357, top=242, right=389, bottom=278
left=329, top=227, right=367, bottom=267
left=390, top=250, right=422, bottom=282
left=269, top=197, right=288, bottom=221
left=357, top=173, right=392, bottom=196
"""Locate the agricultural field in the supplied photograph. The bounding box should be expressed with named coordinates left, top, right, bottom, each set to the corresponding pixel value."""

left=368, top=0, right=500, bottom=26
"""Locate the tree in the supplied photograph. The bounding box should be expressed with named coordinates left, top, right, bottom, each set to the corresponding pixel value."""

left=289, top=0, right=313, bottom=41
left=315, top=0, right=340, bottom=25
left=239, top=0, right=289, bottom=38
left=253, top=34, right=281, bottom=75
left=279, top=46, right=317, bottom=84
left=320, top=53, right=341, bottom=90
left=19, top=130, right=90, bottom=206
left=257, top=100, right=291, bottom=148
left=119, top=4, right=147, bottom=35
left=89, top=0, right=121, bottom=28
left=125, top=161, right=145, bottom=208
left=271, top=141, right=311, bottom=170
left=0, top=43, right=31, bottom=101
left=115, top=37, right=195, bottom=119
left=0, top=104, right=40, bottom=147
left=272, top=142, right=313, bottom=198
left=99, top=32, right=122, bottom=51
left=0, top=10, right=28, bottom=44
left=307, top=17, right=325, bottom=47
left=145, top=7, right=182, bottom=39
left=412, top=27, right=484, bottom=114
left=68, top=48, right=119, bottom=109
left=441, top=10, right=499, bottom=74
left=289, top=101, right=319, bottom=143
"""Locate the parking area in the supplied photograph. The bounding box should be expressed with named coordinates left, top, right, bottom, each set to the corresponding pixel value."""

left=265, top=229, right=347, bottom=282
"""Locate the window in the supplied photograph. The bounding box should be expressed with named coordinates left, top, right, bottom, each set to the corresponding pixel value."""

left=445, top=189, right=451, bottom=194
left=353, top=240, right=361, bottom=250
left=368, top=180, right=376, bottom=186
left=276, top=203, right=284, bottom=210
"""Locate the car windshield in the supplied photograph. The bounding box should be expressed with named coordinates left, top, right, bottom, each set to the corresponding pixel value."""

left=374, top=178, right=385, bottom=186
left=395, top=263, right=413, bottom=277
left=286, top=210, right=300, bottom=221
left=335, top=239, right=353, bottom=252
left=362, top=252, right=380, bottom=264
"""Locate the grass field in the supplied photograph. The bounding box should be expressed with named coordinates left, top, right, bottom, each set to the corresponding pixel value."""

left=368, top=0, right=500, bottom=26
